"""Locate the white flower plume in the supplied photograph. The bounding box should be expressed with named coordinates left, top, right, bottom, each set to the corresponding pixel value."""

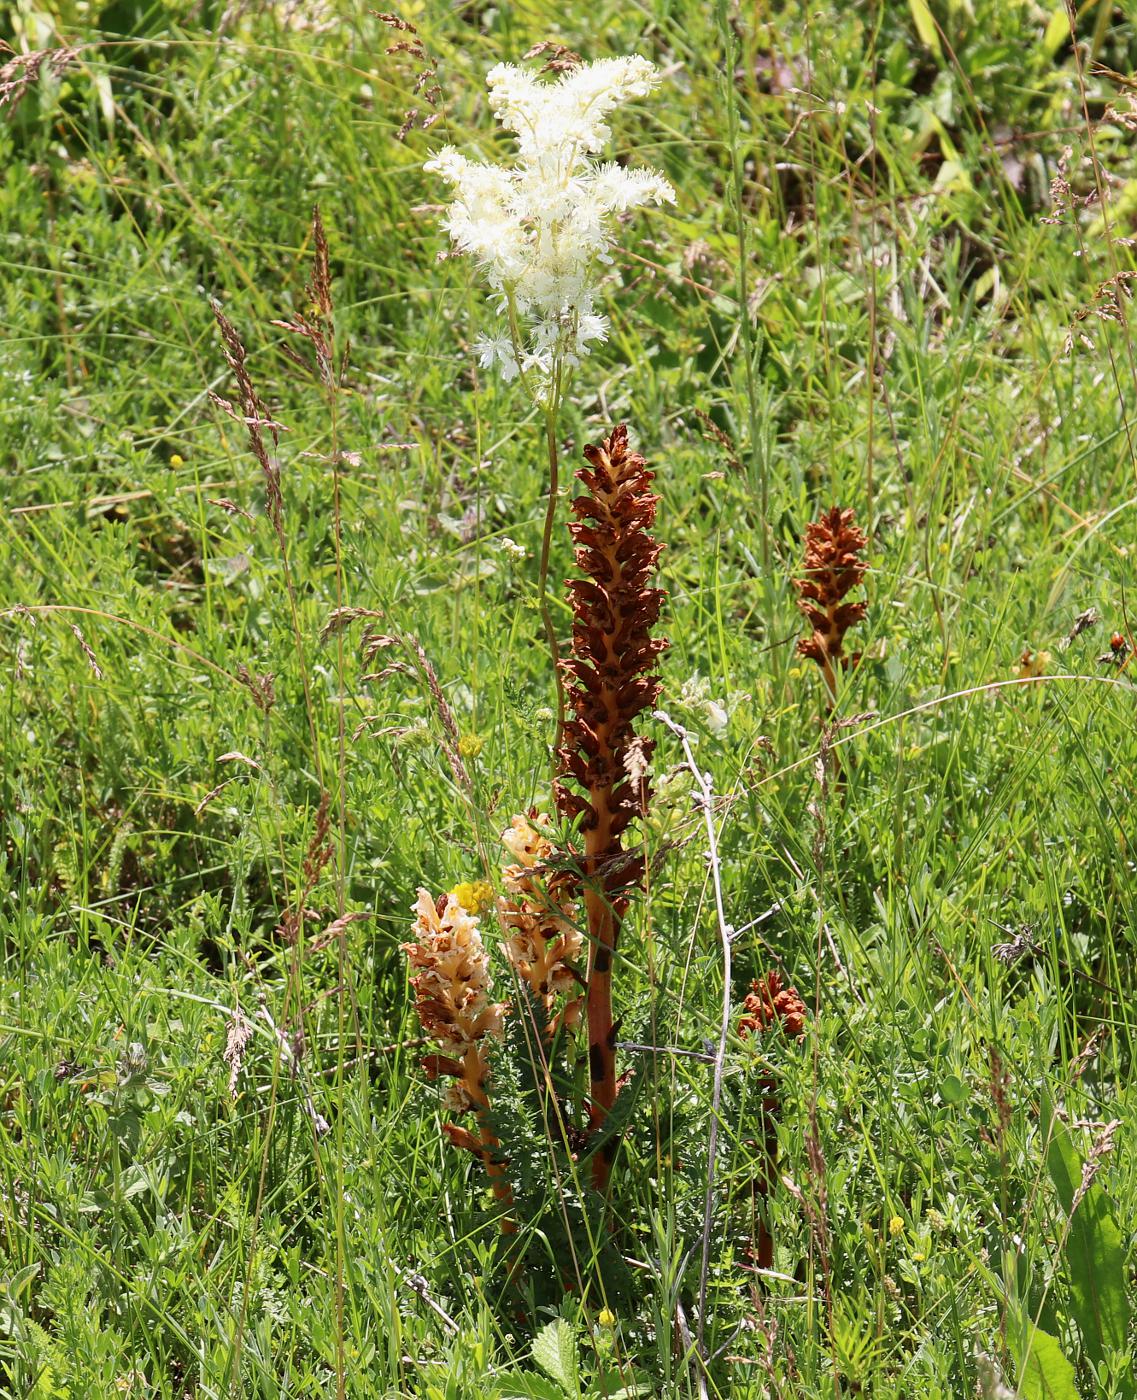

left=425, top=54, right=675, bottom=398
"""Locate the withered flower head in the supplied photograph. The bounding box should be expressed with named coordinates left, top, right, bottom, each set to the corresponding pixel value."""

left=738, top=972, right=807, bottom=1042
left=499, top=812, right=583, bottom=1035
left=401, top=889, right=508, bottom=1113
left=794, top=506, right=867, bottom=694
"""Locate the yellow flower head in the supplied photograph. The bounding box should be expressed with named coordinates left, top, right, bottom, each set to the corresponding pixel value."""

left=458, top=732, right=484, bottom=759
left=449, top=880, right=495, bottom=916
left=889, top=1215, right=904, bottom=1238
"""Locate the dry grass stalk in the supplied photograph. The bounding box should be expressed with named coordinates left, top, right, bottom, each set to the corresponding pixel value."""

left=375, top=12, right=442, bottom=138
left=194, top=778, right=237, bottom=818
left=553, top=423, right=668, bottom=1191
left=210, top=300, right=285, bottom=539
left=401, top=890, right=514, bottom=1229
left=235, top=662, right=276, bottom=713
left=520, top=40, right=583, bottom=73
left=405, top=634, right=471, bottom=793
left=0, top=42, right=79, bottom=114
left=271, top=206, right=340, bottom=388
left=223, top=1008, right=255, bottom=1099
left=1070, top=1118, right=1121, bottom=1215
left=69, top=623, right=103, bottom=680
left=309, top=910, right=372, bottom=953
left=737, top=973, right=807, bottom=1273
left=794, top=506, right=868, bottom=706
left=319, top=606, right=386, bottom=644
left=208, top=496, right=256, bottom=522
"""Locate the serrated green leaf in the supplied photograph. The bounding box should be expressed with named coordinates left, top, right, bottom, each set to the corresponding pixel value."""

left=489, top=1375, right=566, bottom=1400
left=1044, top=1102, right=1131, bottom=1374
left=532, top=1319, right=579, bottom=1396
left=1013, top=1324, right=1080, bottom=1400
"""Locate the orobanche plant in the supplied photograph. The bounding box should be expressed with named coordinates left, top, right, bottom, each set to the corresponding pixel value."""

left=401, top=53, right=677, bottom=1265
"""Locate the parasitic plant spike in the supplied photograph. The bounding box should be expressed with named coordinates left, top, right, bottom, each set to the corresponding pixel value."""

left=499, top=813, right=584, bottom=1038
left=738, top=972, right=808, bottom=1271
left=794, top=506, right=868, bottom=705
left=401, top=890, right=515, bottom=1229
left=554, top=423, right=668, bottom=1192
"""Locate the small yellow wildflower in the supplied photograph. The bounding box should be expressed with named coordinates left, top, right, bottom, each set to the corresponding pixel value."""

left=458, top=732, right=484, bottom=759
left=449, top=880, right=494, bottom=916
left=597, top=1308, right=616, bottom=1330
left=170, top=453, right=184, bottom=468
left=888, top=1215, right=904, bottom=1238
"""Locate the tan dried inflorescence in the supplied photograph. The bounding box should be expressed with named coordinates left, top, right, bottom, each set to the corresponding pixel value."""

left=498, top=813, right=583, bottom=1037
left=794, top=506, right=867, bottom=703
left=553, top=423, right=668, bottom=1188
left=401, top=890, right=514, bottom=1225
left=402, top=890, right=507, bottom=1114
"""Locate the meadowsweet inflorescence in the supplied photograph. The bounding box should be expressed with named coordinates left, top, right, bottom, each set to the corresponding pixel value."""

left=425, top=56, right=675, bottom=397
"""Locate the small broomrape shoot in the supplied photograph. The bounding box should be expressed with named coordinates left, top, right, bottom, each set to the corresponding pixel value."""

left=402, top=890, right=514, bottom=1225
left=499, top=812, right=584, bottom=1037
left=738, top=972, right=808, bottom=1271
left=794, top=505, right=868, bottom=705
left=554, top=424, right=668, bottom=1191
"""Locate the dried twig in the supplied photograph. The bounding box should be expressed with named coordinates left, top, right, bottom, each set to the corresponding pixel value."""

left=654, top=709, right=731, bottom=1353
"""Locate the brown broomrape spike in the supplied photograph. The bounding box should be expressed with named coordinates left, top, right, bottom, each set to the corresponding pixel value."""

left=401, top=890, right=515, bottom=1230
left=794, top=506, right=867, bottom=705
left=738, top=973, right=808, bottom=1273
left=498, top=812, right=583, bottom=1038
left=553, top=423, right=668, bottom=1192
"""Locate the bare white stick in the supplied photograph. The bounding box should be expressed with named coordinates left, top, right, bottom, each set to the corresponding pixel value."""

left=655, top=709, right=733, bottom=1354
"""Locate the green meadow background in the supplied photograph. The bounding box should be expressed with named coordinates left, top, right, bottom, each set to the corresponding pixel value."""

left=1, top=0, right=1135, bottom=1395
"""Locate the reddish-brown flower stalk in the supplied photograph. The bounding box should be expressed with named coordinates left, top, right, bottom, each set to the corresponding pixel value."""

left=794, top=506, right=867, bottom=705
left=738, top=972, right=808, bottom=1272
left=401, top=890, right=515, bottom=1229
left=554, top=424, right=668, bottom=1192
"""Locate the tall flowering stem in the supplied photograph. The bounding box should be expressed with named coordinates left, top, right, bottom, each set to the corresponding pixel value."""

left=738, top=973, right=807, bottom=1272
left=425, top=56, right=674, bottom=760
left=794, top=506, right=868, bottom=706
left=401, top=891, right=515, bottom=1230
left=554, top=424, right=667, bottom=1191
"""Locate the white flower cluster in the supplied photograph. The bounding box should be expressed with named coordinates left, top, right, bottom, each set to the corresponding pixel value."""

left=425, top=55, right=675, bottom=396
